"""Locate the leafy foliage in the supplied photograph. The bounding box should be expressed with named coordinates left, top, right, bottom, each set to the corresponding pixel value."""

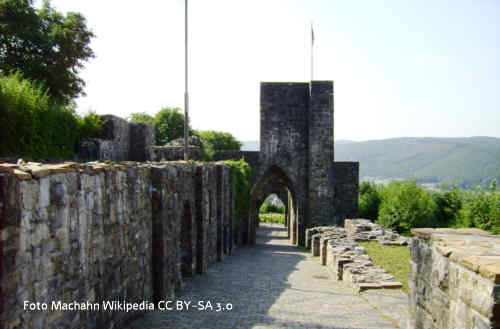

left=0, top=72, right=102, bottom=158
left=432, top=181, right=463, bottom=227
left=225, top=158, right=251, bottom=242
left=377, top=180, right=436, bottom=235
left=129, top=109, right=243, bottom=160
left=259, top=194, right=285, bottom=214
left=76, top=109, right=104, bottom=140
left=360, top=178, right=500, bottom=235
left=151, top=107, right=187, bottom=145
left=260, top=203, right=285, bottom=214
left=128, top=112, right=155, bottom=125
left=259, top=213, right=285, bottom=224
left=358, top=181, right=381, bottom=220
left=0, top=0, right=95, bottom=104
left=196, top=130, right=242, bottom=159
left=457, top=183, right=500, bottom=233
left=129, top=107, right=195, bottom=146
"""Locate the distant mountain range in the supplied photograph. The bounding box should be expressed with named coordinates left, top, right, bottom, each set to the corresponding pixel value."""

left=242, top=137, right=500, bottom=188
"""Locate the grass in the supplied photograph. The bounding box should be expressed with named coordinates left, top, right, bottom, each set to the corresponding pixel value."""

left=259, top=212, right=285, bottom=224
left=358, top=241, right=411, bottom=294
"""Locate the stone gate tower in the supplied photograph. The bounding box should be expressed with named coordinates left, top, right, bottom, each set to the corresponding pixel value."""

left=215, top=80, right=359, bottom=245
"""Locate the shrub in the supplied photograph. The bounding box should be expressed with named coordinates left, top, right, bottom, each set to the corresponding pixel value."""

left=0, top=72, right=78, bottom=158
left=457, top=182, right=500, bottom=233
left=358, top=181, right=381, bottom=220
left=432, top=181, right=463, bottom=227
left=77, top=110, right=105, bottom=140
left=225, top=158, right=251, bottom=241
left=259, top=213, right=285, bottom=224
left=377, top=180, right=436, bottom=234
left=0, top=72, right=102, bottom=159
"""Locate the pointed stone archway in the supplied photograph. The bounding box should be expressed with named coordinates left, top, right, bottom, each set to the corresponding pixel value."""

left=249, top=165, right=300, bottom=244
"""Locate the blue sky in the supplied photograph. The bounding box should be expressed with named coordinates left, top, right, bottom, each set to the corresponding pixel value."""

left=35, top=0, right=499, bottom=141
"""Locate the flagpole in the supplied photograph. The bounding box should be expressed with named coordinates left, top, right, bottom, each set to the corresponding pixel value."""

left=184, top=0, right=189, bottom=161
left=311, top=21, right=314, bottom=83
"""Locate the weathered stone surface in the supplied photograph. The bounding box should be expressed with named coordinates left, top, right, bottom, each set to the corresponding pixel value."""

left=409, top=228, right=500, bottom=329
left=346, top=218, right=410, bottom=245
left=306, top=222, right=404, bottom=292
left=129, top=122, right=155, bottom=161
left=0, top=161, right=234, bottom=329
left=165, top=136, right=203, bottom=147
left=77, top=115, right=154, bottom=162
left=148, top=146, right=202, bottom=161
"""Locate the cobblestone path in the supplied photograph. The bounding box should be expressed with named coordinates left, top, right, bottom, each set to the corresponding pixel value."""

left=126, top=223, right=407, bottom=329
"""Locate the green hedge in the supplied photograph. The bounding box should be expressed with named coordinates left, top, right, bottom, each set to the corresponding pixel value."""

left=0, top=72, right=102, bottom=158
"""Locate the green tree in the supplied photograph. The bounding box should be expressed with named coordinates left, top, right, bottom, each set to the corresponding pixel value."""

left=197, top=130, right=242, bottom=158
left=458, top=182, right=500, bottom=233
left=377, top=180, right=436, bottom=234
left=358, top=181, right=381, bottom=221
left=432, top=181, right=463, bottom=227
left=153, top=107, right=189, bottom=145
left=130, top=107, right=194, bottom=145
left=0, top=0, right=95, bottom=104
left=128, top=112, right=155, bottom=125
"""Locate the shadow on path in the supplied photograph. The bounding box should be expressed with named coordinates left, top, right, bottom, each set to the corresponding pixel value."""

left=126, top=223, right=398, bottom=329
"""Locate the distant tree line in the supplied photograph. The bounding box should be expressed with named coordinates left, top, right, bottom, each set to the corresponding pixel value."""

left=359, top=180, right=500, bottom=235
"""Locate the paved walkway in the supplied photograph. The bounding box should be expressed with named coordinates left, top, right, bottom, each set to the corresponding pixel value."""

left=126, top=223, right=407, bottom=329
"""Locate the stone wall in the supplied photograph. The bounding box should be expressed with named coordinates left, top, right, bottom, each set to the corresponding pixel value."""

left=305, top=220, right=405, bottom=293
left=0, top=160, right=234, bottom=329
left=148, top=146, right=202, bottom=162
left=129, top=123, right=155, bottom=162
left=308, top=81, right=335, bottom=228
left=332, top=162, right=359, bottom=225
left=409, top=228, right=500, bottom=329
left=77, top=115, right=155, bottom=162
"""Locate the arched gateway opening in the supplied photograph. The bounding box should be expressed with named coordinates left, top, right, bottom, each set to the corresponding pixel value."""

left=249, top=165, right=299, bottom=245
left=258, top=193, right=287, bottom=227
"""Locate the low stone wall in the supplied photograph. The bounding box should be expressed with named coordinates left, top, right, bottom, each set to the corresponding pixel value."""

left=306, top=219, right=404, bottom=292
left=409, top=228, right=500, bottom=329
left=148, top=146, right=203, bottom=161
left=0, top=160, right=234, bottom=329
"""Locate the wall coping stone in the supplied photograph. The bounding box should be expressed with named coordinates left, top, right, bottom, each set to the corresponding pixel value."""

left=412, top=228, right=500, bottom=283
left=0, top=160, right=227, bottom=180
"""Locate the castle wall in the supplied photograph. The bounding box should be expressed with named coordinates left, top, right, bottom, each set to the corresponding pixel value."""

left=308, top=81, right=335, bottom=227
left=0, top=161, right=233, bottom=329
left=129, top=122, right=155, bottom=162
left=148, top=146, right=203, bottom=162
left=77, top=115, right=155, bottom=162
left=409, top=228, right=500, bottom=329
left=331, top=161, right=359, bottom=225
